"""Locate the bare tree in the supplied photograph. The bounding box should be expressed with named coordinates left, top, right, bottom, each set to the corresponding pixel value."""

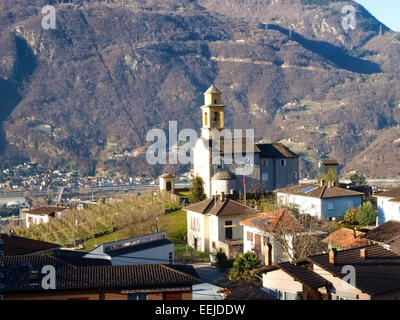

left=263, top=205, right=328, bottom=262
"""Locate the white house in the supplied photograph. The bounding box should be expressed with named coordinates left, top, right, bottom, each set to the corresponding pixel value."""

left=262, top=245, right=400, bottom=300
left=25, top=206, right=67, bottom=228
left=184, top=195, right=256, bottom=257
left=84, top=232, right=174, bottom=265
left=374, top=188, right=400, bottom=225
left=275, top=182, right=364, bottom=220
left=240, top=208, right=294, bottom=265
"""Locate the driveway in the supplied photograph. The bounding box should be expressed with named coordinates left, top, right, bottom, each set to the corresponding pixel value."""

left=191, top=262, right=229, bottom=283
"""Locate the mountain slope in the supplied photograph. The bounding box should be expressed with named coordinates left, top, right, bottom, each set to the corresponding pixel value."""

left=0, top=0, right=399, bottom=178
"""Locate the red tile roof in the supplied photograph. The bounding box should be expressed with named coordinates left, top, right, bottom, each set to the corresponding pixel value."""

left=240, top=208, right=295, bottom=231
left=321, top=228, right=369, bottom=249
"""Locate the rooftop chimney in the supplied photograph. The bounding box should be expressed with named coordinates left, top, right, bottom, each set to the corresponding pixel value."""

left=328, top=181, right=332, bottom=188
left=360, top=248, right=367, bottom=260
left=221, top=192, right=226, bottom=201
left=353, top=228, right=357, bottom=239
left=320, top=179, right=325, bottom=187
left=329, top=248, right=337, bottom=264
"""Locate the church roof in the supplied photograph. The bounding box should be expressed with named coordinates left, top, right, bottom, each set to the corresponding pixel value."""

left=256, top=143, right=299, bottom=159
left=204, top=84, right=221, bottom=94
left=212, top=170, right=234, bottom=180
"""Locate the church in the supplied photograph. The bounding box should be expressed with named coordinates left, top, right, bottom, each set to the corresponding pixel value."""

left=193, top=84, right=299, bottom=197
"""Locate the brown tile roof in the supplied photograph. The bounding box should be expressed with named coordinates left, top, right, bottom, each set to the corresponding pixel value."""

left=362, top=220, right=400, bottom=245
left=321, top=228, right=369, bottom=249
left=0, top=233, right=60, bottom=256
left=278, top=262, right=328, bottom=289
left=28, top=206, right=67, bottom=216
left=240, top=208, right=295, bottom=231
left=208, top=140, right=298, bottom=159
left=1, top=254, right=200, bottom=293
left=184, top=197, right=256, bottom=217
left=257, top=143, right=299, bottom=159
left=223, top=282, right=277, bottom=300
left=274, top=183, right=364, bottom=199
left=308, top=244, right=400, bottom=296
left=209, top=138, right=261, bottom=154
left=374, top=188, right=400, bottom=203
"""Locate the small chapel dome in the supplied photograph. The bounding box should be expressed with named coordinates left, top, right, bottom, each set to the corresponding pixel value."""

left=212, top=170, right=233, bottom=180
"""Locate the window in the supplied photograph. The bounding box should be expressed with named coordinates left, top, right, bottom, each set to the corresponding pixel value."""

left=225, top=220, right=233, bottom=240
left=247, top=231, right=253, bottom=242
left=262, top=159, right=268, bottom=167
left=327, top=201, right=334, bottom=210
left=204, top=112, right=208, bottom=126
left=262, top=173, right=268, bottom=181
left=280, top=159, right=287, bottom=167
left=294, top=172, right=298, bottom=180
left=128, top=293, right=147, bottom=300
left=169, top=252, right=173, bottom=264
left=348, top=200, right=354, bottom=207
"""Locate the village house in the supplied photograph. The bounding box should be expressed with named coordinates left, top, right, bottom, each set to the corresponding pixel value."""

left=25, top=206, right=68, bottom=228
left=362, top=220, right=400, bottom=255
left=321, top=228, right=369, bottom=251
left=184, top=195, right=256, bottom=258
left=84, top=232, right=175, bottom=265
left=374, top=188, right=400, bottom=225
left=240, top=208, right=295, bottom=265
left=261, top=245, right=400, bottom=300
left=193, top=84, right=299, bottom=198
left=1, top=254, right=199, bottom=300
left=275, top=181, right=364, bottom=220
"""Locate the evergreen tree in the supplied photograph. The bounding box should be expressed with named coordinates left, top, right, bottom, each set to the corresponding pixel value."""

left=189, top=175, right=206, bottom=204
left=228, top=252, right=261, bottom=281
left=356, top=201, right=377, bottom=226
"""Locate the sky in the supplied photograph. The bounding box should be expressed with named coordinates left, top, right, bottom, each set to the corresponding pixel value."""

left=355, top=0, right=400, bottom=31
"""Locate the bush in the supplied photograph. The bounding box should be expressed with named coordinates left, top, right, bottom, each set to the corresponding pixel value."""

left=356, top=201, right=377, bottom=226
left=344, top=207, right=358, bottom=225
left=216, top=249, right=229, bottom=269
left=228, top=252, right=261, bottom=281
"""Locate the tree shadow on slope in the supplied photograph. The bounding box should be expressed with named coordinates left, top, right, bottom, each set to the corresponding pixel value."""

left=267, top=24, right=381, bottom=75
left=0, top=36, right=37, bottom=155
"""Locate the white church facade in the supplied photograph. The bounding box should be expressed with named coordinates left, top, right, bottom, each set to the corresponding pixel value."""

left=193, top=84, right=299, bottom=197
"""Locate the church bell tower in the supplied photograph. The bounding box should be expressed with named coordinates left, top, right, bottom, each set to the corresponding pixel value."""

left=201, top=84, right=225, bottom=140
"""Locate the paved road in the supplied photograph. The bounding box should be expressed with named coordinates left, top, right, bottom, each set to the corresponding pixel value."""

left=191, top=262, right=229, bottom=283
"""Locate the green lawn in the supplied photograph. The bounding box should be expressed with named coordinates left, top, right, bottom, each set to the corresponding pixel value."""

left=174, top=243, right=210, bottom=262
left=83, top=229, right=129, bottom=251
left=174, top=190, right=190, bottom=197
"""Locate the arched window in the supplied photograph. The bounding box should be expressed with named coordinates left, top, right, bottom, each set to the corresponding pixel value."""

left=204, top=112, right=208, bottom=126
